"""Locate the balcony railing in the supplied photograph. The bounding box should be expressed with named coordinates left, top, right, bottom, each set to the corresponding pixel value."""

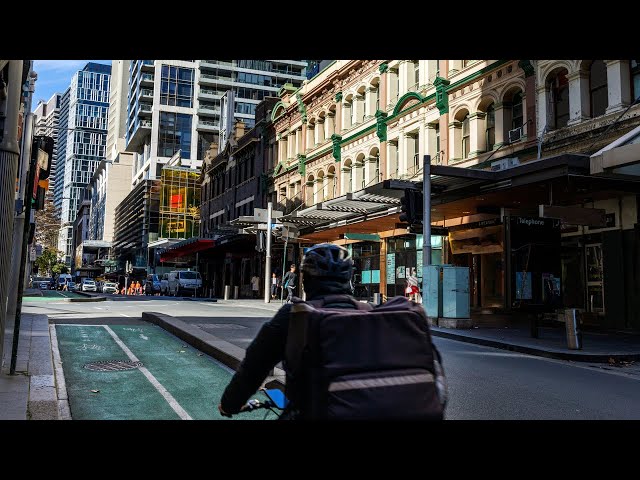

left=141, top=73, right=154, bottom=82
left=140, top=88, right=154, bottom=97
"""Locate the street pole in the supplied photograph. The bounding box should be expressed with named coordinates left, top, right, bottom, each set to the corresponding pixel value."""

left=6, top=112, right=34, bottom=320
left=281, top=236, right=288, bottom=304
left=10, top=132, right=38, bottom=374
left=0, top=61, right=24, bottom=367
left=422, top=155, right=431, bottom=310
left=264, top=202, right=272, bottom=303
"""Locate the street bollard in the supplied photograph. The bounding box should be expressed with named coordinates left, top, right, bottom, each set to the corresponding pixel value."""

left=233, top=286, right=239, bottom=299
left=224, top=285, right=230, bottom=300
left=565, top=308, right=582, bottom=350
left=373, top=292, right=381, bottom=306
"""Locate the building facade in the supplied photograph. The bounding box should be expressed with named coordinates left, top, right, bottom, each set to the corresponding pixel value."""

left=112, top=179, right=160, bottom=270
left=33, top=92, right=61, bottom=202
left=198, top=98, right=278, bottom=297
left=53, top=87, right=70, bottom=213
left=57, top=62, right=111, bottom=266
left=124, top=60, right=306, bottom=189
left=260, top=59, right=640, bottom=332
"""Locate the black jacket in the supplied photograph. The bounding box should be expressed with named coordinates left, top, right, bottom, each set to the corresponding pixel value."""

left=219, top=295, right=355, bottom=417
left=282, top=271, right=297, bottom=289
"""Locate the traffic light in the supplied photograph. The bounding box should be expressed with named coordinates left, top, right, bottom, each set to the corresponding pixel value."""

left=399, top=188, right=424, bottom=225
left=31, top=135, right=54, bottom=210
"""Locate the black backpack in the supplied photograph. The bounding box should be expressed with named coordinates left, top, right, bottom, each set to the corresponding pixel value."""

left=284, top=294, right=447, bottom=420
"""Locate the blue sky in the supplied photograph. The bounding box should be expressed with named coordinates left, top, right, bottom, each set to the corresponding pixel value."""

left=31, top=60, right=112, bottom=111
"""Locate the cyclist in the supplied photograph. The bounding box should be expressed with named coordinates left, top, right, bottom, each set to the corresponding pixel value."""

left=218, top=243, right=355, bottom=420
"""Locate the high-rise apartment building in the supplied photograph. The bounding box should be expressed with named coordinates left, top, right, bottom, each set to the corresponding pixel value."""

left=57, top=62, right=111, bottom=266
left=53, top=87, right=70, bottom=212
left=33, top=92, right=61, bottom=202
left=124, top=60, right=307, bottom=187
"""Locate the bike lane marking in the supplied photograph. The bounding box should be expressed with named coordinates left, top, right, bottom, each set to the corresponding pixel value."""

left=102, top=325, right=192, bottom=420
left=55, top=324, right=181, bottom=420
left=111, top=325, right=270, bottom=420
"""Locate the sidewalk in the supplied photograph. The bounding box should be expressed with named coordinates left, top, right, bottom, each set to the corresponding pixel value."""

left=0, top=313, right=68, bottom=420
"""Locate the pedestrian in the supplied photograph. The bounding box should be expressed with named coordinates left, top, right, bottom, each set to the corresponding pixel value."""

left=270, top=272, right=279, bottom=300
left=406, top=273, right=419, bottom=302
left=282, top=264, right=297, bottom=303
left=251, top=275, right=260, bottom=299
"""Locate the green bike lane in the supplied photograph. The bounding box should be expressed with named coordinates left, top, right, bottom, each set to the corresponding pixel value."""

left=55, top=323, right=272, bottom=420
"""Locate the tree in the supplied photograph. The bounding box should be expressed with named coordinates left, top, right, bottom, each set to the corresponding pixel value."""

left=52, top=263, right=68, bottom=275
left=34, top=200, right=61, bottom=251
left=34, top=247, right=59, bottom=276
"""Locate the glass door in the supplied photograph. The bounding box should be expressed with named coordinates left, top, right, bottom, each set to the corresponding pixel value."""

left=585, top=243, right=604, bottom=314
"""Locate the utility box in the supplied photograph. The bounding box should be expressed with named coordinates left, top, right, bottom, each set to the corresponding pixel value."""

left=441, top=266, right=470, bottom=320
left=424, top=265, right=443, bottom=318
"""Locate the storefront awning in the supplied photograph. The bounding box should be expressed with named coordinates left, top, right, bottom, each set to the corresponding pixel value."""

left=279, top=187, right=402, bottom=230
left=159, top=238, right=215, bottom=262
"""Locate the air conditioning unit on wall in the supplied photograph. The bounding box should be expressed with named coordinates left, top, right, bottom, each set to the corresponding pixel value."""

left=491, top=157, right=520, bottom=172
left=508, top=126, right=523, bottom=143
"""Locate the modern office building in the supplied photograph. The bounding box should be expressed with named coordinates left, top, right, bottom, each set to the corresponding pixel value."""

left=56, top=62, right=111, bottom=266
left=53, top=87, right=70, bottom=212
left=33, top=92, right=62, bottom=202
left=124, top=60, right=306, bottom=188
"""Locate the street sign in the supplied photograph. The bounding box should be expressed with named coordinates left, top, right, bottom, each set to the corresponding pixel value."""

left=254, top=208, right=283, bottom=220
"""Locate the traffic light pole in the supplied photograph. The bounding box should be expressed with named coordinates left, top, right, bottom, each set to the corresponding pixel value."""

left=422, top=155, right=431, bottom=310
left=10, top=137, right=38, bottom=374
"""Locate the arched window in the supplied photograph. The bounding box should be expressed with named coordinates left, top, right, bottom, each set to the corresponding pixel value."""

left=486, top=103, right=495, bottom=150
left=549, top=69, right=569, bottom=129
left=461, top=113, right=470, bottom=159
left=590, top=60, right=608, bottom=117
left=511, top=93, right=523, bottom=130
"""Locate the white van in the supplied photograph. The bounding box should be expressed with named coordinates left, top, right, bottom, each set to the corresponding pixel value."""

left=57, top=274, right=73, bottom=290
left=167, top=270, right=202, bottom=297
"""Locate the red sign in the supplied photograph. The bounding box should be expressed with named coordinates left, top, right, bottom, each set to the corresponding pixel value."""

left=170, top=194, right=183, bottom=208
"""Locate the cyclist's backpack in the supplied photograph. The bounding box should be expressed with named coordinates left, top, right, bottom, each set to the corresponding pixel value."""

left=285, top=294, right=447, bottom=420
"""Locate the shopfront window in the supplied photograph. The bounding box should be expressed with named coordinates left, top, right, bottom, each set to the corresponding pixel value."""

left=386, top=234, right=443, bottom=298
left=349, top=242, right=381, bottom=301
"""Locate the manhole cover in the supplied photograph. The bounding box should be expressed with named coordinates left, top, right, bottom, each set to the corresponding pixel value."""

left=195, top=323, right=247, bottom=330
left=83, top=360, right=143, bottom=371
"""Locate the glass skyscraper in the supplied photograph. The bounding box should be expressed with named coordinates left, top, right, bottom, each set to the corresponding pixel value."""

left=57, top=62, right=111, bottom=266
left=124, top=60, right=306, bottom=187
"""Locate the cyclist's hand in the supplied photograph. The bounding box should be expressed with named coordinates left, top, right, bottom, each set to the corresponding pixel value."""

left=218, top=403, right=232, bottom=418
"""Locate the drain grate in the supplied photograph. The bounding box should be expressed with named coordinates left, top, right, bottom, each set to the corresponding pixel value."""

left=83, top=360, right=143, bottom=372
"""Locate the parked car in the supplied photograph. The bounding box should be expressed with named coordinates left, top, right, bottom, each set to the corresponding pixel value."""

left=81, top=279, right=97, bottom=292
left=33, top=277, right=54, bottom=290
left=167, top=270, right=202, bottom=297
left=145, top=274, right=161, bottom=295
left=67, top=282, right=77, bottom=292
left=102, top=282, right=119, bottom=294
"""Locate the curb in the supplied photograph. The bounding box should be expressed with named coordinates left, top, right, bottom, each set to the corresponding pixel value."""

left=68, top=292, right=107, bottom=302
left=142, top=312, right=285, bottom=388
left=49, top=325, right=71, bottom=420
left=430, top=329, right=640, bottom=363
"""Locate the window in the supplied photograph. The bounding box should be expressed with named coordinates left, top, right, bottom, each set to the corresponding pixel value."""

left=412, top=61, right=420, bottom=90
left=631, top=60, right=640, bottom=101
left=486, top=103, right=495, bottom=150
left=157, top=112, right=192, bottom=159
left=549, top=70, right=569, bottom=129
left=589, top=60, right=608, bottom=117
left=511, top=92, right=523, bottom=130
left=461, top=113, right=470, bottom=159
left=160, top=65, right=194, bottom=107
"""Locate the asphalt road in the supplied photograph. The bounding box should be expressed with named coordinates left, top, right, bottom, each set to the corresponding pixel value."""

left=23, top=296, right=640, bottom=420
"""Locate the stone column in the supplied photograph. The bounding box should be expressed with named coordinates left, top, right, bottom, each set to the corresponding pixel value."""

left=399, top=61, right=410, bottom=96
left=305, top=180, right=314, bottom=205
left=341, top=165, right=351, bottom=194
left=387, top=69, right=398, bottom=109
left=387, top=141, right=398, bottom=179
left=418, top=121, right=426, bottom=164
left=341, top=102, right=351, bottom=131
left=398, top=133, right=407, bottom=177
left=326, top=113, right=335, bottom=139
left=439, top=112, right=449, bottom=164
left=306, top=124, right=314, bottom=150
left=314, top=177, right=323, bottom=204
left=418, top=60, right=427, bottom=90
left=366, top=87, right=377, bottom=118
left=605, top=60, right=631, bottom=114
left=493, top=103, right=506, bottom=148
left=335, top=98, right=342, bottom=133
left=326, top=171, right=335, bottom=200
left=379, top=66, right=388, bottom=109
left=568, top=69, right=590, bottom=124
left=316, top=118, right=325, bottom=144
left=469, top=112, right=486, bottom=157
left=379, top=141, right=387, bottom=179
left=355, top=94, right=365, bottom=124
left=448, top=120, right=462, bottom=162
left=536, top=84, right=548, bottom=136
left=425, top=122, right=438, bottom=163
left=296, top=127, right=302, bottom=155
left=301, top=123, right=307, bottom=152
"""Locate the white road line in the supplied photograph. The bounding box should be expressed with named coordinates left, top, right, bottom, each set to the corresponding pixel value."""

left=93, top=307, right=103, bottom=310
left=102, top=325, right=192, bottom=420
left=119, top=313, right=130, bottom=317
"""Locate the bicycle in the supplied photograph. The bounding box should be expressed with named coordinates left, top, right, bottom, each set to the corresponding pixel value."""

left=220, top=387, right=288, bottom=420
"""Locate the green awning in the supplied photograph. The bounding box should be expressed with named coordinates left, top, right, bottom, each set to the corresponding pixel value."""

left=343, top=233, right=381, bottom=242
